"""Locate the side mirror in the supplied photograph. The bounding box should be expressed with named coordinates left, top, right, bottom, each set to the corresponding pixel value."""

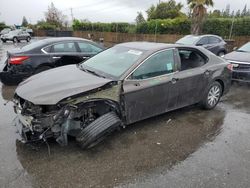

left=233, top=47, right=238, bottom=51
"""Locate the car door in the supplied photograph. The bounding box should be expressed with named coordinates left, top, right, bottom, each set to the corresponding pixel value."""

left=173, top=48, right=210, bottom=107
left=49, top=42, right=83, bottom=67
left=122, top=48, right=179, bottom=124
left=76, top=42, right=103, bottom=61
left=17, top=31, right=23, bottom=40
left=207, top=36, right=221, bottom=54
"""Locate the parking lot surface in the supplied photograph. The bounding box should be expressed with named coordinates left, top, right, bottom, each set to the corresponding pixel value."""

left=0, top=40, right=250, bottom=188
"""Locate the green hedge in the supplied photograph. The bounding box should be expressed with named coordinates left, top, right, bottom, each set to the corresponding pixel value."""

left=72, top=17, right=250, bottom=37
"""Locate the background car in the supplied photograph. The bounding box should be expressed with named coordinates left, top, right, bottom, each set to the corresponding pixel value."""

left=0, top=28, right=11, bottom=36
left=223, top=42, right=250, bottom=82
left=1, top=29, right=31, bottom=43
left=0, top=37, right=104, bottom=85
left=176, top=34, right=227, bottom=56
left=13, top=42, right=232, bottom=148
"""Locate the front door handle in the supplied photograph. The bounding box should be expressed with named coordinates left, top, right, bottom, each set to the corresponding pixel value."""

left=52, top=56, right=61, bottom=59
left=171, top=78, right=179, bottom=84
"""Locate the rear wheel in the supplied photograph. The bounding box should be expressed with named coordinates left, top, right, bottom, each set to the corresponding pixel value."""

left=218, top=51, right=225, bottom=57
left=76, top=111, right=121, bottom=149
left=200, top=81, right=222, bottom=110
left=13, top=37, right=18, bottom=43
left=34, top=66, right=51, bottom=74
left=26, top=36, right=31, bottom=42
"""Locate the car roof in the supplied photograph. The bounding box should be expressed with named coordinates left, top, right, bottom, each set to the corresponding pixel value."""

left=41, top=37, right=92, bottom=43
left=188, top=34, right=222, bottom=38
left=116, top=42, right=179, bottom=51
left=116, top=42, right=200, bottom=52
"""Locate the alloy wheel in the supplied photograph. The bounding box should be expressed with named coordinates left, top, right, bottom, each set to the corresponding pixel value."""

left=207, top=85, right=221, bottom=107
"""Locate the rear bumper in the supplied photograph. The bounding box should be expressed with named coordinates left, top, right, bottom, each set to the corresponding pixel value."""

left=232, top=70, right=250, bottom=82
left=0, top=64, right=29, bottom=85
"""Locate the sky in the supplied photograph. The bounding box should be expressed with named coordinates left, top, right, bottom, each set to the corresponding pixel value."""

left=0, top=0, right=249, bottom=25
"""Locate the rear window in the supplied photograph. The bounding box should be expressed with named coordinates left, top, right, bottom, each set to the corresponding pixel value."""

left=21, top=40, right=47, bottom=51
left=176, top=35, right=200, bottom=45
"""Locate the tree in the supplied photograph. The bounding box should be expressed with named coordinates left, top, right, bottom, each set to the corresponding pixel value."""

left=21, top=16, right=28, bottom=27
left=146, top=0, right=184, bottom=20
left=241, top=4, right=247, bottom=17
left=135, top=12, right=146, bottom=24
left=44, top=2, right=66, bottom=29
left=187, top=0, right=214, bottom=35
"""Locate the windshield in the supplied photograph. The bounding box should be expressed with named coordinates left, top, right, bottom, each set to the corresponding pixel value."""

left=176, top=35, right=200, bottom=45
left=21, top=40, right=47, bottom=51
left=80, top=46, right=145, bottom=79
left=237, top=42, right=250, bottom=53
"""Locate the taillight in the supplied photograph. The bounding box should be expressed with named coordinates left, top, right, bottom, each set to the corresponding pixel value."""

left=9, top=56, right=29, bottom=65
left=227, top=64, right=233, bottom=71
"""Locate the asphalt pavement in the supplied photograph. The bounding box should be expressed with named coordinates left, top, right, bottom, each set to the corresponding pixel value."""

left=0, top=39, right=249, bottom=188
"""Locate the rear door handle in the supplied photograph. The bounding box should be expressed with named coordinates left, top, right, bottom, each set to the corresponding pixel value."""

left=171, top=78, right=179, bottom=84
left=52, top=56, right=61, bottom=59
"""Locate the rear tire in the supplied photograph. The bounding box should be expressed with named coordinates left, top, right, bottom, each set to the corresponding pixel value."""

left=34, top=66, right=51, bottom=74
left=76, top=111, right=121, bottom=149
left=26, top=37, right=31, bottom=42
left=218, top=51, right=225, bottom=57
left=13, top=37, right=18, bottom=43
left=200, top=81, right=222, bottom=110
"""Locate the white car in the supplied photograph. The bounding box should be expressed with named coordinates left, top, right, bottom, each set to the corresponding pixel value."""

left=1, top=30, right=31, bottom=43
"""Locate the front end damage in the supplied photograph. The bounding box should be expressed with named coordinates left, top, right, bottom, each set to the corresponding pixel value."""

left=13, top=82, right=122, bottom=147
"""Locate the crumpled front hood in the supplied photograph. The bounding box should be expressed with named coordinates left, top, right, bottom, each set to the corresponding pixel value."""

left=16, top=65, right=113, bottom=105
left=224, top=51, right=250, bottom=63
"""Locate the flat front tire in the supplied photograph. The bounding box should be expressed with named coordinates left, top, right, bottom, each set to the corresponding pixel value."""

left=76, top=111, right=121, bottom=149
left=201, top=81, right=222, bottom=110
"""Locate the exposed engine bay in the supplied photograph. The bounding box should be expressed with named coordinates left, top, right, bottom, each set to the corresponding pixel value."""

left=13, top=95, right=121, bottom=147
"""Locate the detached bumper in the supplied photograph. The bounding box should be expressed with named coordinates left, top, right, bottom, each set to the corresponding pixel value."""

left=0, top=64, right=29, bottom=85
left=232, top=70, right=250, bottom=82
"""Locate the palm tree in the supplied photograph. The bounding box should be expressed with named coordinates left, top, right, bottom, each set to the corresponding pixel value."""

left=187, top=0, right=214, bottom=35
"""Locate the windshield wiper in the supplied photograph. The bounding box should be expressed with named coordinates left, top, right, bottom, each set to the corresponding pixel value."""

left=78, top=65, right=106, bottom=78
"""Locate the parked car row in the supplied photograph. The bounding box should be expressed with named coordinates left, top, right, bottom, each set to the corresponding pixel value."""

left=0, top=34, right=247, bottom=150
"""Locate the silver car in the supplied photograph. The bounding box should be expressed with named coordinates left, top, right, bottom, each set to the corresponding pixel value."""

left=1, top=30, right=31, bottom=43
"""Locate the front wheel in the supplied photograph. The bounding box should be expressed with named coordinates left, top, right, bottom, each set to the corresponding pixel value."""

left=13, top=37, right=18, bottom=43
left=200, top=81, right=222, bottom=110
left=76, top=111, right=121, bottom=149
left=1, top=39, right=6, bottom=43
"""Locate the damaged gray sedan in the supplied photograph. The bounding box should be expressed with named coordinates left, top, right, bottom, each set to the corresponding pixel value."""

left=13, top=42, right=232, bottom=149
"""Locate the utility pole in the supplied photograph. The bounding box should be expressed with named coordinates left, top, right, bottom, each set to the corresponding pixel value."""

left=70, top=8, right=74, bottom=22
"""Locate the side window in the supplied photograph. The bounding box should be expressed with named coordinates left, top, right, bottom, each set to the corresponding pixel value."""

left=197, top=37, right=208, bottom=45
left=208, top=37, right=221, bottom=44
left=131, top=49, right=175, bottom=80
left=178, top=49, right=206, bottom=71
left=78, top=42, right=102, bottom=53
left=42, top=46, right=51, bottom=53
left=52, top=42, right=77, bottom=53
